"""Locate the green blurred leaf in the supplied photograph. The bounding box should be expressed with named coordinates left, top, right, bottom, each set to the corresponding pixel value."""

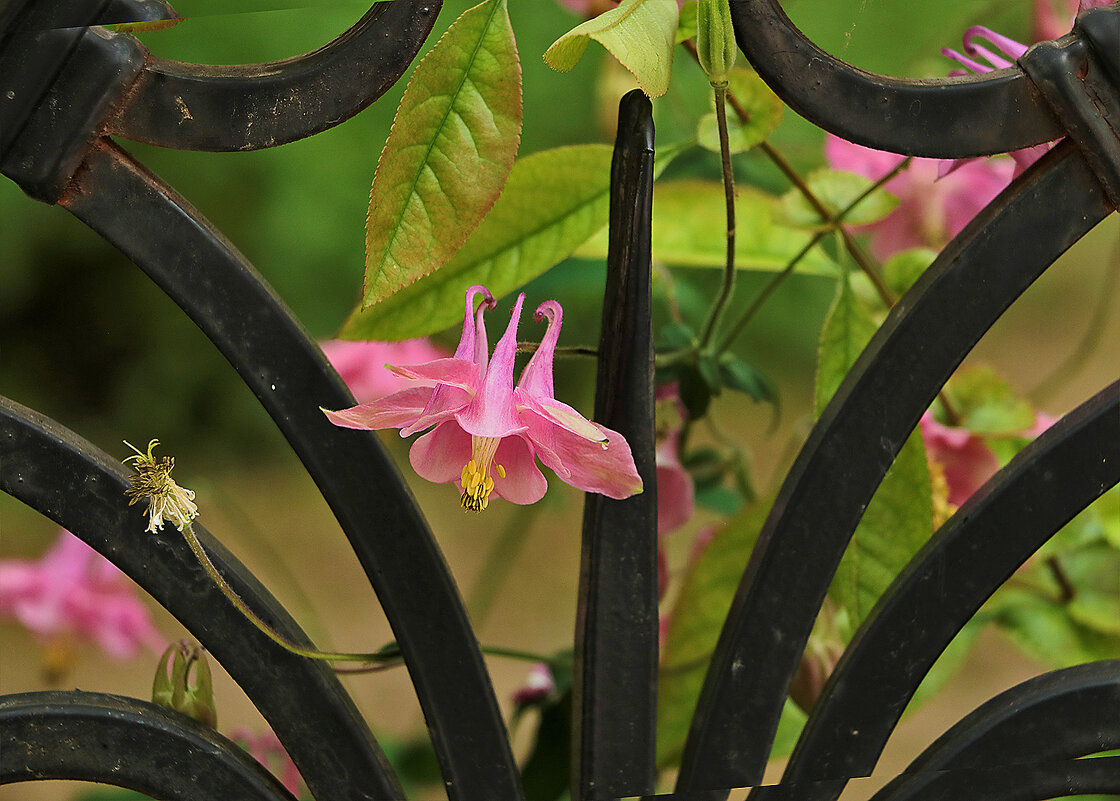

left=658, top=500, right=771, bottom=766
left=345, top=145, right=611, bottom=340
left=882, top=247, right=937, bottom=297
left=815, top=272, right=877, bottom=414
left=990, top=588, right=1120, bottom=666
left=698, top=68, right=783, bottom=154
left=950, top=366, right=1036, bottom=434
left=577, top=180, right=839, bottom=275
left=544, top=0, right=679, bottom=97
left=777, top=168, right=899, bottom=230
left=363, top=0, right=523, bottom=309
left=719, top=355, right=776, bottom=403
left=675, top=0, right=699, bottom=42
left=520, top=690, right=572, bottom=801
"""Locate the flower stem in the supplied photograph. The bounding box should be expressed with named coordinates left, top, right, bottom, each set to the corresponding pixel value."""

left=699, top=81, right=737, bottom=349
left=179, top=524, right=394, bottom=664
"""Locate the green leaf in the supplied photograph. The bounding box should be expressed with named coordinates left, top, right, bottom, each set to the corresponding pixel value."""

left=817, top=274, right=933, bottom=631
left=544, top=0, right=678, bottom=97
left=882, top=247, right=937, bottom=297
left=698, top=68, right=783, bottom=154
left=949, top=366, right=1036, bottom=435
left=719, top=355, right=776, bottom=403
left=815, top=272, right=877, bottom=414
left=675, top=0, right=699, bottom=42
left=363, top=0, right=523, bottom=309
left=991, top=588, right=1120, bottom=667
left=658, top=501, right=773, bottom=766
left=344, top=144, right=611, bottom=341
left=576, top=180, right=839, bottom=275
left=777, top=168, right=899, bottom=230
left=905, top=615, right=984, bottom=714
left=829, top=430, right=934, bottom=631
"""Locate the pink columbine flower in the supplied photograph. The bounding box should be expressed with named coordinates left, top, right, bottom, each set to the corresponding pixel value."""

left=323, top=286, right=642, bottom=511
left=920, top=411, right=1057, bottom=507
left=655, top=387, right=694, bottom=538
left=321, top=338, right=448, bottom=403
left=0, top=529, right=165, bottom=659
left=825, top=134, right=1014, bottom=261
left=229, top=728, right=303, bottom=796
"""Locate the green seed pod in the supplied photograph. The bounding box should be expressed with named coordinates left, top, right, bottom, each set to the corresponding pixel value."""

left=696, top=0, right=737, bottom=85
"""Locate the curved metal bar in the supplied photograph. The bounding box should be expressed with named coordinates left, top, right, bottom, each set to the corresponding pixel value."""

left=106, top=0, right=441, bottom=152
left=1, top=691, right=294, bottom=800
left=574, top=89, right=659, bottom=801
left=872, top=756, right=1120, bottom=801
left=675, top=141, right=1113, bottom=794
left=58, top=138, right=524, bottom=801
left=0, top=397, right=403, bottom=801
left=869, top=661, right=1120, bottom=801
left=727, top=0, right=1065, bottom=157
left=771, top=382, right=1119, bottom=799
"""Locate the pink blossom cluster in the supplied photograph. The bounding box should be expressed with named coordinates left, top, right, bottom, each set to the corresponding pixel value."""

left=0, top=529, right=165, bottom=660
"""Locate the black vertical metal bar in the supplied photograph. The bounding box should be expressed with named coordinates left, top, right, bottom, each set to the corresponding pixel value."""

left=749, top=382, right=1120, bottom=801
left=0, top=397, right=404, bottom=801
left=1, top=692, right=295, bottom=801
left=572, top=88, right=659, bottom=801
left=58, top=139, right=524, bottom=801
left=675, top=141, right=1112, bottom=794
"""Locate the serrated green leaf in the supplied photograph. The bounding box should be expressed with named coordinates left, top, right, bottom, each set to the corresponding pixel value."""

left=658, top=501, right=772, bottom=766
left=543, top=0, right=678, bottom=97
left=698, top=68, right=783, bottom=153
left=777, top=168, right=899, bottom=230
left=817, top=274, right=934, bottom=630
left=815, top=273, right=878, bottom=414
left=882, top=247, right=937, bottom=297
left=576, top=180, right=839, bottom=275
left=345, top=145, right=611, bottom=341
left=363, top=0, right=522, bottom=309
left=829, top=430, right=934, bottom=630
left=950, top=366, right=1036, bottom=434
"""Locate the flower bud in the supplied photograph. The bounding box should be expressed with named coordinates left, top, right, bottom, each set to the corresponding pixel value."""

left=153, top=641, right=218, bottom=728
left=696, top=0, right=737, bottom=85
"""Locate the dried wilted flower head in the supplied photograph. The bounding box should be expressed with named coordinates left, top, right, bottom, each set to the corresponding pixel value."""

left=123, top=439, right=199, bottom=533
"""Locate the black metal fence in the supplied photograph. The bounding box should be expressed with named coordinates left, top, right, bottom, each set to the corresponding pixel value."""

left=2, top=0, right=1118, bottom=800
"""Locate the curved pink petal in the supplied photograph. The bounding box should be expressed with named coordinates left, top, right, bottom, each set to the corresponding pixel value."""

left=457, top=294, right=527, bottom=439
left=321, top=387, right=439, bottom=431
left=409, top=421, right=473, bottom=485
left=519, top=394, right=607, bottom=444
left=321, top=338, right=448, bottom=403
left=389, top=358, right=479, bottom=389
left=490, top=436, right=549, bottom=505
left=656, top=433, right=695, bottom=536
left=517, top=300, right=563, bottom=399
left=454, top=285, right=495, bottom=362
left=963, top=26, right=1029, bottom=62
left=527, top=412, right=643, bottom=499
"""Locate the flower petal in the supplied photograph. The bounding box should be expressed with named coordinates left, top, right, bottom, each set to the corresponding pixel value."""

left=517, top=300, right=563, bottom=399
left=409, top=421, right=473, bottom=484
left=490, top=436, right=549, bottom=505
left=457, top=294, right=527, bottom=439
left=453, top=285, right=496, bottom=361
left=526, top=412, right=643, bottom=499
left=389, top=357, right=479, bottom=389
left=321, top=387, right=436, bottom=431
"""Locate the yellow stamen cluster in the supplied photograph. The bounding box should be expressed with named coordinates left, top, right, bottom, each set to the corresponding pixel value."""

left=123, top=439, right=199, bottom=533
left=460, top=436, right=505, bottom=512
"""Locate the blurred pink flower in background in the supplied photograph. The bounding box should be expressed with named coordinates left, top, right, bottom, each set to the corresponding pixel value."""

left=0, top=529, right=165, bottom=660
left=920, top=412, right=1056, bottom=507
left=1033, top=0, right=1111, bottom=41
left=230, top=728, right=303, bottom=796
left=511, top=662, right=557, bottom=707
left=322, top=338, right=448, bottom=403
left=824, top=134, right=1014, bottom=261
